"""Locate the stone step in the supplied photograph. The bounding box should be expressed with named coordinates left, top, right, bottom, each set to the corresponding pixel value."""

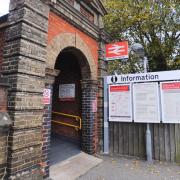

left=50, top=152, right=102, bottom=180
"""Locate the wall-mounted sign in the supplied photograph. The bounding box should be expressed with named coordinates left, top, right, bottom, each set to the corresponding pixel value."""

left=109, top=84, right=132, bottom=122
left=107, top=70, right=180, bottom=84
left=105, top=41, right=128, bottom=60
left=43, top=89, right=51, bottom=105
left=160, top=81, right=180, bottom=123
left=92, top=98, right=97, bottom=113
left=133, top=82, right=160, bottom=123
left=59, top=84, right=75, bottom=101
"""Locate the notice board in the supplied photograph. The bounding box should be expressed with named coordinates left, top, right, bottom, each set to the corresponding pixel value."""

left=109, top=84, right=132, bottom=122
left=160, top=81, right=180, bottom=123
left=133, top=82, right=160, bottom=123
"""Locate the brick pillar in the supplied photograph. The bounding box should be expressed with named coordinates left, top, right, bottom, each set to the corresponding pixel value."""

left=42, top=84, right=52, bottom=179
left=81, top=80, right=98, bottom=154
left=97, top=30, right=109, bottom=153
left=2, top=0, right=50, bottom=179
left=42, top=68, right=59, bottom=179
left=97, top=53, right=107, bottom=153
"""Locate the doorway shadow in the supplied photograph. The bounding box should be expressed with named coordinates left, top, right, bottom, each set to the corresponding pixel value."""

left=50, top=134, right=81, bottom=166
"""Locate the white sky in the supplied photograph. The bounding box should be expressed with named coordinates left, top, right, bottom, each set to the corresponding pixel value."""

left=0, top=0, right=10, bottom=16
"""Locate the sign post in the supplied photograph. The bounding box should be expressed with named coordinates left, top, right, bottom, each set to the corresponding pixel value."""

left=143, top=57, right=153, bottom=162
left=103, top=77, right=109, bottom=154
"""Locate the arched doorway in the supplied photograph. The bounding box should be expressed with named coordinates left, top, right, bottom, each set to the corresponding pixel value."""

left=50, top=47, right=91, bottom=165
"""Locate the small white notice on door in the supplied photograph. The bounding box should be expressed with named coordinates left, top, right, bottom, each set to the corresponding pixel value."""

left=59, top=84, right=75, bottom=101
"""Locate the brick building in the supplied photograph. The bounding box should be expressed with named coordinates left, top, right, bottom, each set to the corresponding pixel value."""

left=0, top=0, right=110, bottom=179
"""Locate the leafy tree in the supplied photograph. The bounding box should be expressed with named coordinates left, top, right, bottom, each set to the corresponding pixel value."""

left=103, top=0, right=180, bottom=73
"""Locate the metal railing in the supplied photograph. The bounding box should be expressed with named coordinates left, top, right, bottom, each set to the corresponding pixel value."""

left=52, top=111, right=82, bottom=131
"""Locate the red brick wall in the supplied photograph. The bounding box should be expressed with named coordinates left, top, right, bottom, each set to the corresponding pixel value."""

left=48, top=12, right=99, bottom=65
left=0, top=29, right=5, bottom=73
left=48, top=12, right=99, bottom=148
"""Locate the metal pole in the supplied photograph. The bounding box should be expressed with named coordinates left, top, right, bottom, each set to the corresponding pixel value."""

left=146, top=123, right=152, bottom=162
left=144, top=57, right=153, bottom=162
left=103, top=76, right=109, bottom=154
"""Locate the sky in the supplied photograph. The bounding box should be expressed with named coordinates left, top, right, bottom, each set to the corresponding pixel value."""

left=0, top=0, right=10, bottom=16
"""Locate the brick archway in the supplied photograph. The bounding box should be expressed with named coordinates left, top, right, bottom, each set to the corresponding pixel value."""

left=47, top=33, right=97, bottom=80
left=43, top=36, right=99, bottom=178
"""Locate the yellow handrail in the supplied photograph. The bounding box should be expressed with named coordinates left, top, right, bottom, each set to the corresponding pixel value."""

left=52, top=120, right=80, bottom=130
left=52, top=111, right=82, bottom=130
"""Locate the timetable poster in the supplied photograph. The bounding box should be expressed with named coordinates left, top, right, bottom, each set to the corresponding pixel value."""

left=133, top=82, right=160, bottom=123
left=109, top=84, right=132, bottom=122
left=160, top=81, right=180, bottom=123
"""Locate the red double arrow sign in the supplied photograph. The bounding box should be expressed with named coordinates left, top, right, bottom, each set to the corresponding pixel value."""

left=105, top=41, right=129, bottom=60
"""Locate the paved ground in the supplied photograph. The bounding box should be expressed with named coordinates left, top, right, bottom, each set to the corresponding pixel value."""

left=77, top=156, right=180, bottom=180
left=49, top=136, right=180, bottom=180
left=50, top=134, right=81, bottom=165
left=50, top=135, right=102, bottom=180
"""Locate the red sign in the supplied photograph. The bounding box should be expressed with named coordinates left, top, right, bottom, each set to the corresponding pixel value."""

left=43, top=89, right=51, bottom=105
left=110, top=85, right=129, bottom=92
left=92, top=98, right=97, bottom=113
left=105, top=41, right=128, bottom=60
left=162, top=82, right=180, bottom=90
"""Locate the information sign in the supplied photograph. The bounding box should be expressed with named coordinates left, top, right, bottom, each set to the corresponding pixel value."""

left=160, top=81, right=180, bottom=123
left=107, top=70, right=180, bottom=84
left=133, top=83, right=160, bottom=123
left=109, top=84, right=132, bottom=122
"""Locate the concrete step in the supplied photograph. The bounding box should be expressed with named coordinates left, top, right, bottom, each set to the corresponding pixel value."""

left=50, top=152, right=102, bottom=180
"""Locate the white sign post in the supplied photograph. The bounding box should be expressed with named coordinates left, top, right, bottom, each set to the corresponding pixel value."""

left=160, top=81, right=180, bottom=123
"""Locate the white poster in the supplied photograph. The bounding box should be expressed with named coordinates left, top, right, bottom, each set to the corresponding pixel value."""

left=133, top=82, right=160, bottom=123
left=160, top=81, right=180, bottom=123
left=59, top=84, right=75, bottom=101
left=43, top=89, right=51, bottom=105
left=109, top=84, right=132, bottom=122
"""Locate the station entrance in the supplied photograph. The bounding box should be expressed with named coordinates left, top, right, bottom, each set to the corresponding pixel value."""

left=50, top=47, right=90, bottom=165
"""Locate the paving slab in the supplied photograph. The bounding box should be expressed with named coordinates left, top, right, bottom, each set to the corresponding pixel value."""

left=50, top=152, right=102, bottom=180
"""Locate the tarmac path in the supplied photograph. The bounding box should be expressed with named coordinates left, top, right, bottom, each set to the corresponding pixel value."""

left=77, top=156, right=180, bottom=180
